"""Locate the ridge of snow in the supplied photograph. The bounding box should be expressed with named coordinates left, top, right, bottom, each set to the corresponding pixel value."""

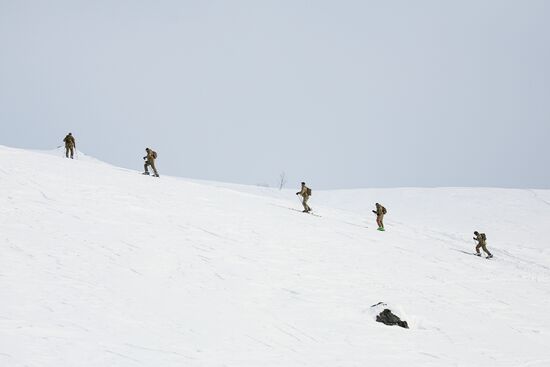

left=32, top=146, right=107, bottom=165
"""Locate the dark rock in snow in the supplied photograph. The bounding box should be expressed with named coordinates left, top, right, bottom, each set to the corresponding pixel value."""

left=376, top=309, right=409, bottom=329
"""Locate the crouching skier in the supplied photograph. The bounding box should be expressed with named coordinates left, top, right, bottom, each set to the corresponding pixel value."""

left=473, top=231, right=493, bottom=258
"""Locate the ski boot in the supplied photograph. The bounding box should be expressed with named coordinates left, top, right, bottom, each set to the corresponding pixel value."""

left=142, top=171, right=150, bottom=176
left=475, top=252, right=481, bottom=256
left=486, top=254, right=493, bottom=259
left=377, top=227, right=385, bottom=231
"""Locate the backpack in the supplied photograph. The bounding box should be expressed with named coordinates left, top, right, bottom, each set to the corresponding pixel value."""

left=382, top=206, right=387, bottom=215
left=480, top=233, right=486, bottom=241
left=306, top=187, right=312, bottom=196
left=151, top=151, right=158, bottom=159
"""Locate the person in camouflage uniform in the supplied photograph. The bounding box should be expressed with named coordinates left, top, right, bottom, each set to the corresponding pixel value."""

left=63, top=132, right=76, bottom=159
left=142, top=148, right=159, bottom=177
left=372, top=203, right=387, bottom=231
left=296, top=182, right=312, bottom=213
left=473, top=231, right=493, bottom=258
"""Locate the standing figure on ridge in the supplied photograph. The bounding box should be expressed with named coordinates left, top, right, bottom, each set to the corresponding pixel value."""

left=296, top=182, right=312, bottom=213
left=142, top=148, right=159, bottom=177
left=372, top=203, right=387, bottom=231
left=63, top=132, right=76, bottom=159
left=473, top=231, right=493, bottom=258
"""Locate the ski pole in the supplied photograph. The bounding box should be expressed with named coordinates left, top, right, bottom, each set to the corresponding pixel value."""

left=296, top=194, right=304, bottom=208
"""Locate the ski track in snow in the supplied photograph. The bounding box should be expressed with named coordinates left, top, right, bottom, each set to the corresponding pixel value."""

left=1, top=145, right=550, bottom=366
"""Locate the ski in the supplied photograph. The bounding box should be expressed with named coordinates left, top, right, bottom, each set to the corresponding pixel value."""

left=455, top=249, right=494, bottom=259
left=141, top=172, right=159, bottom=177
left=287, top=207, right=321, bottom=217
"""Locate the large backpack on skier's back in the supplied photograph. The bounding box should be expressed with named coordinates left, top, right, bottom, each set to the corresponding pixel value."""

left=151, top=150, right=158, bottom=159
left=481, top=233, right=487, bottom=241
left=382, top=206, right=387, bottom=215
left=306, top=187, right=312, bottom=196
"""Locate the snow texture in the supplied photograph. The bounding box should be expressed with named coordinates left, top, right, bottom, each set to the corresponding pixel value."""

left=1, top=145, right=549, bottom=366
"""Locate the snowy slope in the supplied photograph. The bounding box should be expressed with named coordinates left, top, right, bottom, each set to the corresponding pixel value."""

left=33, top=146, right=107, bottom=165
left=1, top=144, right=549, bottom=367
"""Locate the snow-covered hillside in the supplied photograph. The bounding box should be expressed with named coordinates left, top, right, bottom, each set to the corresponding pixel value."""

left=1, top=145, right=549, bottom=367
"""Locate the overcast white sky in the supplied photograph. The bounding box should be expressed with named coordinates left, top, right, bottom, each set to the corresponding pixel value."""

left=1, top=0, right=549, bottom=189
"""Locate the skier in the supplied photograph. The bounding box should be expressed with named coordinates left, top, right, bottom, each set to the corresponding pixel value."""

left=63, top=132, right=76, bottom=159
left=296, top=182, right=312, bottom=213
left=473, top=231, right=493, bottom=258
left=142, top=148, right=159, bottom=177
left=372, top=203, right=387, bottom=231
